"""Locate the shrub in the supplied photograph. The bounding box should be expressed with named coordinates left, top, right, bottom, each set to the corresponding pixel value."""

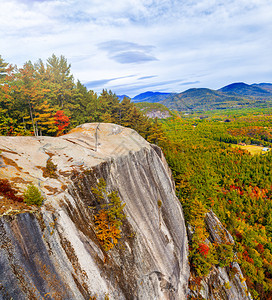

left=92, top=178, right=126, bottom=251
left=23, top=184, right=44, bottom=206
left=43, top=159, right=57, bottom=178
left=224, top=281, right=231, bottom=290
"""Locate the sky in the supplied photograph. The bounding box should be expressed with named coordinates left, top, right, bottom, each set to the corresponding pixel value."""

left=0, top=0, right=272, bottom=97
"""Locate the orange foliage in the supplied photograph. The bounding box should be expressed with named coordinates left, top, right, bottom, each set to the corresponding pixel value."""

left=93, top=209, right=121, bottom=251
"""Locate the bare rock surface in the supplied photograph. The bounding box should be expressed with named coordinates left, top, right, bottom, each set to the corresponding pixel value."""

left=0, top=123, right=189, bottom=300
left=145, top=110, right=171, bottom=119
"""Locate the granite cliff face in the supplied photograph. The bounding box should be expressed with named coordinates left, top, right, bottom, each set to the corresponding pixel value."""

left=0, top=123, right=189, bottom=300
left=189, top=211, right=252, bottom=300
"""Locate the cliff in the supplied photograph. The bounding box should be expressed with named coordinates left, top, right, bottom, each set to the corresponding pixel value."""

left=0, top=123, right=252, bottom=300
left=0, top=123, right=189, bottom=300
left=188, top=211, right=252, bottom=300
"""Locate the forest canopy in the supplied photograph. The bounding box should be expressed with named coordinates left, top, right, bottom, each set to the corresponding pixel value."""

left=0, top=54, right=164, bottom=142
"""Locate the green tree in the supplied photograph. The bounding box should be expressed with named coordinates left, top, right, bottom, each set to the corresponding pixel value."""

left=23, top=184, right=44, bottom=206
left=46, top=54, right=74, bottom=108
left=0, top=55, right=8, bottom=81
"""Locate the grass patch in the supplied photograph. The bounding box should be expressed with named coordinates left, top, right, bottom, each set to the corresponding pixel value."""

left=232, top=144, right=270, bottom=155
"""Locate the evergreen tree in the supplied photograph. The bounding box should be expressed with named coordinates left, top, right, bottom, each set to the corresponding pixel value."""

left=0, top=55, right=8, bottom=81
left=46, top=54, right=74, bottom=108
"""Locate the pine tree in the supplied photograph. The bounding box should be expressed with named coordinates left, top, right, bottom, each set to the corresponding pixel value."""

left=46, top=54, right=74, bottom=108
left=0, top=55, right=8, bottom=81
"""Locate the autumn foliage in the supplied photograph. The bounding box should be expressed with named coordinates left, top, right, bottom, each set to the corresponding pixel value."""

left=162, top=113, right=272, bottom=299
left=91, top=179, right=126, bottom=251
left=93, top=209, right=121, bottom=251
left=198, top=243, right=209, bottom=257
left=0, top=179, right=23, bottom=202
left=54, top=110, right=70, bottom=136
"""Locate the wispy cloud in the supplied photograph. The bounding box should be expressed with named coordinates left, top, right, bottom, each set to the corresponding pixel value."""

left=111, top=51, right=158, bottom=64
left=180, top=81, right=200, bottom=86
left=98, top=40, right=154, bottom=53
left=138, top=75, right=158, bottom=80
left=98, top=40, right=157, bottom=64
left=84, top=78, right=115, bottom=88
left=84, top=74, right=136, bottom=88
left=109, top=79, right=186, bottom=95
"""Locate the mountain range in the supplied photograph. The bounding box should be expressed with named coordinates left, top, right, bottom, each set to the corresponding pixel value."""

left=118, top=82, right=272, bottom=111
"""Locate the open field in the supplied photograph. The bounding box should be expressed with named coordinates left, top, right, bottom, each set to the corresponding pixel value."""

left=232, top=144, right=270, bottom=155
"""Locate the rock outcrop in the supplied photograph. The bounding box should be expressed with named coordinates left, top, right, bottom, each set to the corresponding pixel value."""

left=189, top=210, right=252, bottom=300
left=0, top=123, right=189, bottom=300
left=144, top=110, right=171, bottom=119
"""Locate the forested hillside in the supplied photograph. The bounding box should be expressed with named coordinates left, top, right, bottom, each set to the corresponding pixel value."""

left=160, top=111, right=272, bottom=299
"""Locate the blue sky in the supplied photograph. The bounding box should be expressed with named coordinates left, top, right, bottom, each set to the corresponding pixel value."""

left=0, top=0, right=271, bottom=97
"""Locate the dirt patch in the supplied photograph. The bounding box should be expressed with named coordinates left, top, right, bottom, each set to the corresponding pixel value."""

left=2, top=157, right=22, bottom=171
left=44, top=186, right=59, bottom=194
left=45, top=151, right=54, bottom=158
left=10, top=177, right=32, bottom=184
left=0, top=196, right=35, bottom=216
left=0, top=148, right=18, bottom=155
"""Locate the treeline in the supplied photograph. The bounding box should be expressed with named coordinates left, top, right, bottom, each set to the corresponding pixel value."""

left=0, top=54, right=165, bottom=144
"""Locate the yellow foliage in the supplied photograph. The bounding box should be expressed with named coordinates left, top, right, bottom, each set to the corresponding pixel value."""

left=94, top=209, right=121, bottom=251
left=92, top=179, right=125, bottom=251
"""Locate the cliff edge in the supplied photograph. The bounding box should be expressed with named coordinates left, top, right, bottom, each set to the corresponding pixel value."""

left=0, top=123, right=189, bottom=300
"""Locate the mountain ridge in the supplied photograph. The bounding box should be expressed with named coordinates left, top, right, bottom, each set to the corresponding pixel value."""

left=126, top=82, right=272, bottom=111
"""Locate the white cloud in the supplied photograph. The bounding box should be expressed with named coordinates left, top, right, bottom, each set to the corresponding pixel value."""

left=0, top=0, right=271, bottom=96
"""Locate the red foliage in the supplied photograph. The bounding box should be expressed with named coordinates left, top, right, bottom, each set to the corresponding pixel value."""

left=235, top=231, right=243, bottom=240
left=243, top=250, right=254, bottom=263
left=190, top=276, right=202, bottom=285
left=229, top=184, right=244, bottom=195
left=0, top=179, right=23, bottom=202
left=7, top=126, right=14, bottom=136
left=54, top=110, right=70, bottom=135
left=256, top=243, right=265, bottom=254
left=198, top=243, right=209, bottom=257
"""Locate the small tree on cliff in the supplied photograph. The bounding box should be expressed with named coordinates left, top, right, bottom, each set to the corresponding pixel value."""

left=23, top=184, right=43, bottom=206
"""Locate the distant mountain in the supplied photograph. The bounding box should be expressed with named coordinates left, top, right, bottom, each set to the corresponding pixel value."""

left=132, top=91, right=174, bottom=103
left=252, top=83, right=272, bottom=93
left=219, top=82, right=271, bottom=97
left=127, top=82, right=272, bottom=111
left=117, top=95, right=130, bottom=101
left=162, top=88, right=253, bottom=111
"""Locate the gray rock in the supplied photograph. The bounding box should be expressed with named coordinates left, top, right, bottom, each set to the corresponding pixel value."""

left=0, top=123, right=189, bottom=300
